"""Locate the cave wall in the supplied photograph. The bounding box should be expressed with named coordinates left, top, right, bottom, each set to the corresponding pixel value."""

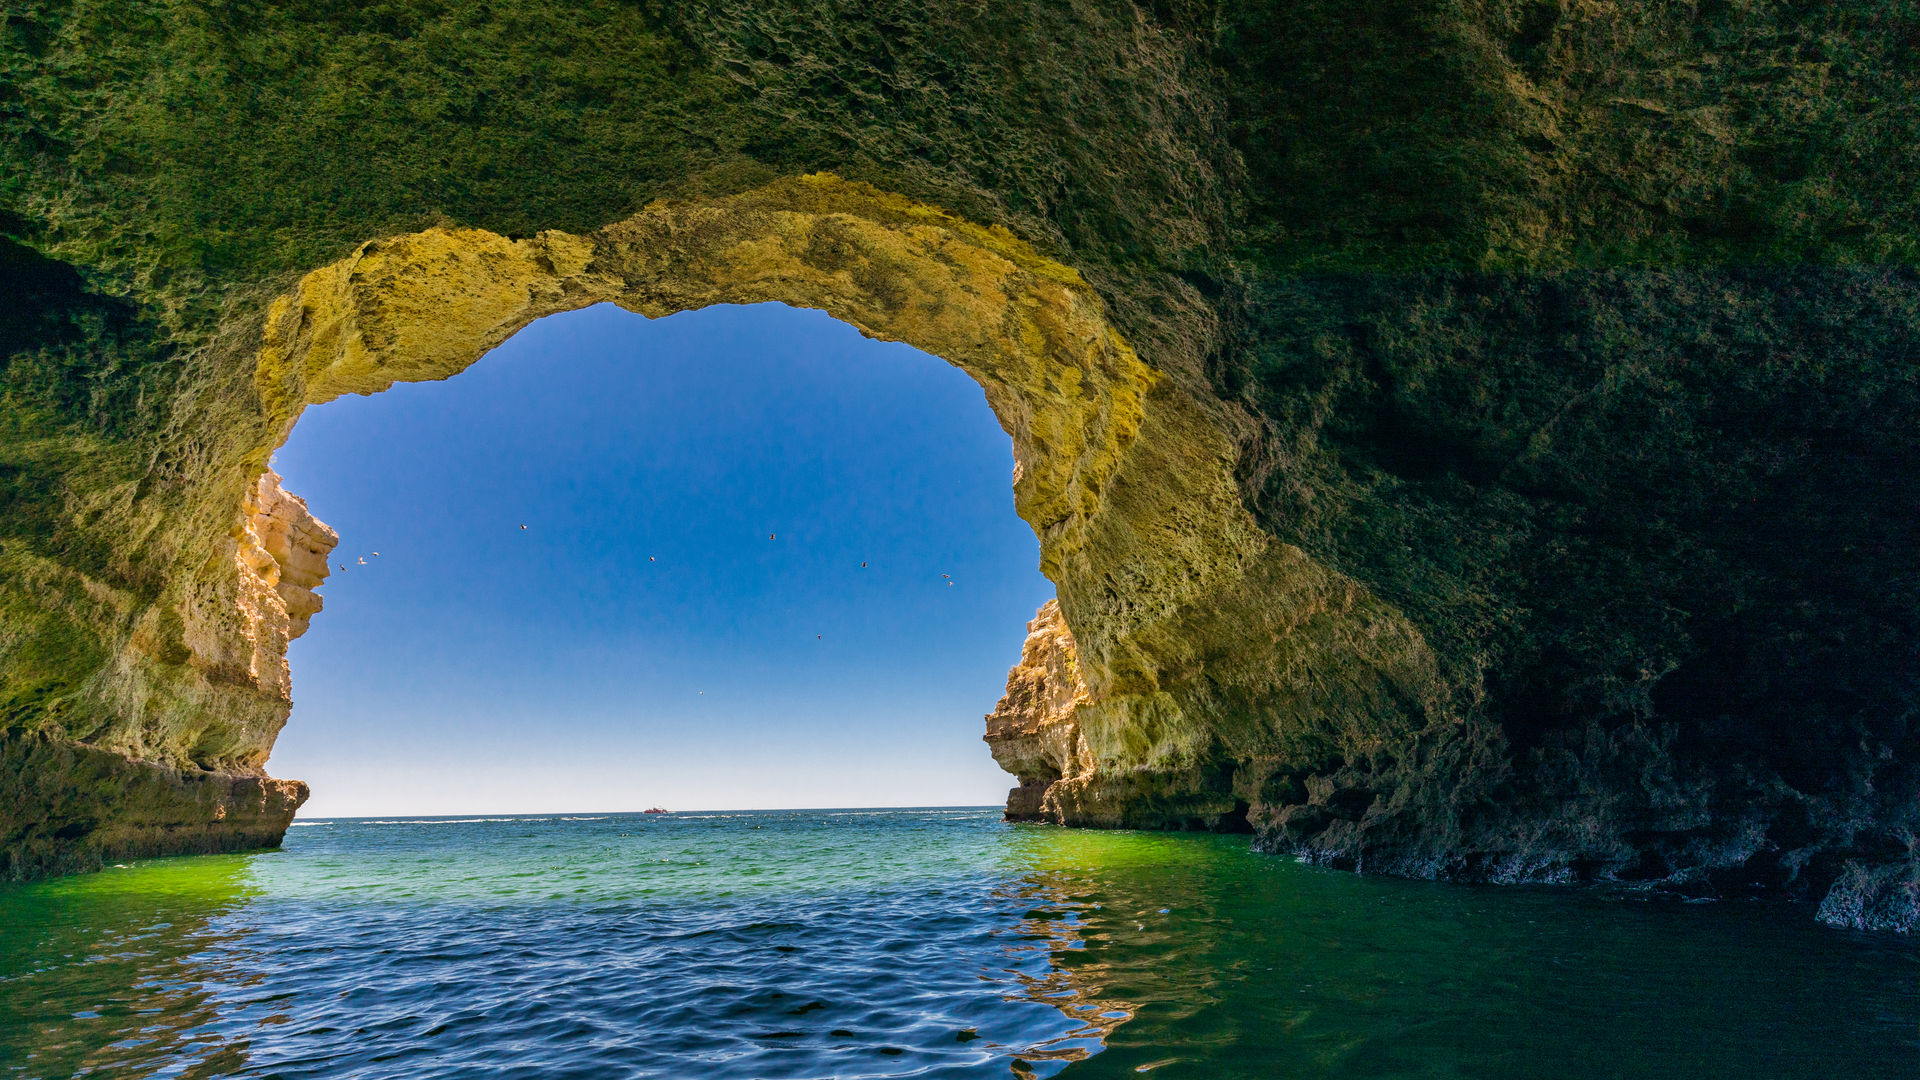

left=3, top=2, right=1917, bottom=925
left=241, top=173, right=1441, bottom=856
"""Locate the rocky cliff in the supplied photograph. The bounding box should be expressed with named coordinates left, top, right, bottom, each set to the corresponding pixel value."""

left=0, top=469, right=327, bottom=877
left=984, top=601, right=1094, bottom=823
left=3, top=2, right=1917, bottom=927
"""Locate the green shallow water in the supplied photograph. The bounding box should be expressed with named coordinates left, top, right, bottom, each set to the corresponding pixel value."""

left=1, top=809, right=1914, bottom=1078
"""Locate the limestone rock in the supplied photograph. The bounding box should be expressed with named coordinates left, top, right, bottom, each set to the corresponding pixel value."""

left=1, top=728, right=308, bottom=881
left=984, top=600, right=1091, bottom=817
left=4, top=3, right=1919, bottom=924
left=242, top=471, right=336, bottom=641
left=1818, top=860, right=1920, bottom=934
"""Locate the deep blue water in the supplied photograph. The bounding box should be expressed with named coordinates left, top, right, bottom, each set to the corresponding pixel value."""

left=2, top=809, right=1916, bottom=1078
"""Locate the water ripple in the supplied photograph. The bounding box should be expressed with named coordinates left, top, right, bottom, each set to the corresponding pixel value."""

left=3, top=810, right=1915, bottom=1078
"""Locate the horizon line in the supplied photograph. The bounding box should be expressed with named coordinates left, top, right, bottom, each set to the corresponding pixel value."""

left=294, top=804, right=1006, bottom=822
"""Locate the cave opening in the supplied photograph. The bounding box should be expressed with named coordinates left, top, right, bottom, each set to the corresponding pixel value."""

left=266, top=301, right=1054, bottom=817
left=143, top=175, right=1284, bottom=847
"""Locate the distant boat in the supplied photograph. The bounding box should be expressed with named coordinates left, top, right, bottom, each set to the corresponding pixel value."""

left=643, top=807, right=669, bottom=814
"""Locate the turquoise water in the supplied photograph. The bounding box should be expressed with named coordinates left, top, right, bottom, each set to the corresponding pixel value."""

left=2, top=810, right=1915, bottom=1078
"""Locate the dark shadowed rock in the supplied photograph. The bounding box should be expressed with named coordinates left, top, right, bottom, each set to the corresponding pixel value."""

left=2, top=2, right=1916, bottom=925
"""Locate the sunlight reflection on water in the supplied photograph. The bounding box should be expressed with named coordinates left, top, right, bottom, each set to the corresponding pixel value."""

left=1, top=810, right=1915, bottom=1079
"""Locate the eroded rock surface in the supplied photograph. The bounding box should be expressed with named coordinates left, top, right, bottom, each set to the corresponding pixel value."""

left=0, top=471, right=327, bottom=879
left=245, top=471, right=335, bottom=642
left=3, top=2, right=1918, bottom=928
left=985, top=600, right=1090, bottom=820
left=1, top=729, right=307, bottom=880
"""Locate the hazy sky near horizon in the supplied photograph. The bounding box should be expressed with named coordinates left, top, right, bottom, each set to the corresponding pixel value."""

left=268, top=302, right=1052, bottom=817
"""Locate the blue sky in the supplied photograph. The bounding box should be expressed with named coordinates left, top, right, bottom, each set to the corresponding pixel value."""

left=268, top=302, right=1053, bottom=816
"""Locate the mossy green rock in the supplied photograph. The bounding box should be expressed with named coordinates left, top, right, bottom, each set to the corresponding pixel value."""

left=3, top=2, right=1916, bottom=927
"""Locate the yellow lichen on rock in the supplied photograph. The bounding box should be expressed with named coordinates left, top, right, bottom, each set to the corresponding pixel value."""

left=254, top=228, right=611, bottom=426
left=251, top=174, right=1169, bottom=588
left=0, top=174, right=1445, bottom=871
left=181, top=173, right=1443, bottom=831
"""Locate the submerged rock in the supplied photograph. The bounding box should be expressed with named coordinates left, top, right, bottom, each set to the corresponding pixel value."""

left=1819, top=861, right=1920, bottom=934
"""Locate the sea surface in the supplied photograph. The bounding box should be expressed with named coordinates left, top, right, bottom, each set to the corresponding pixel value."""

left=2, top=809, right=1915, bottom=1078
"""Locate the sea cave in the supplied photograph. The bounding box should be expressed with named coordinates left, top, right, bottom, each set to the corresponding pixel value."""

left=4, top=3, right=1918, bottom=943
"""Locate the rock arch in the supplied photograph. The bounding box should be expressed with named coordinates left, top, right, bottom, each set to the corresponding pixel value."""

left=248, top=173, right=1442, bottom=819
left=2, top=176, right=1443, bottom=876
left=6, top=2, right=1918, bottom=925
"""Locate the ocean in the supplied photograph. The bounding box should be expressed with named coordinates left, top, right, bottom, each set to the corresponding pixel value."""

left=1, top=808, right=1914, bottom=1078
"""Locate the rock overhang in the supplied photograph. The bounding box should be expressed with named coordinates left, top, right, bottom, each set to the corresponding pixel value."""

left=2, top=2, right=1917, bottom=929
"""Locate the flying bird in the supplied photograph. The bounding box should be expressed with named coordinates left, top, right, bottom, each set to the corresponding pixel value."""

left=357, top=557, right=366, bottom=565
left=520, top=524, right=527, bottom=530
left=769, top=532, right=776, bottom=540
left=649, top=556, right=656, bottom=561
left=860, top=562, right=867, bottom=568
